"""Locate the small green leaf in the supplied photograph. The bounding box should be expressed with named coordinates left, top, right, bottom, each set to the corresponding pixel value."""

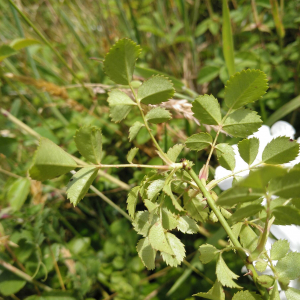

left=138, top=75, right=175, bottom=105
left=255, top=261, right=268, bottom=273
left=199, top=244, right=218, bottom=264
left=232, top=291, right=263, bottom=300
left=262, top=137, right=299, bottom=164
left=147, top=179, right=165, bottom=199
left=133, top=211, right=158, bottom=237
left=270, top=283, right=280, bottom=300
left=183, top=192, right=208, bottom=223
left=145, top=107, right=172, bottom=124
left=272, top=206, right=300, bottom=226
left=107, top=90, right=136, bottom=123
left=191, top=94, right=222, bottom=125
left=8, top=178, right=31, bottom=211
left=224, top=69, right=268, bottom=109
left=162, top=208, right=178, bottom=230
left=238, top=138, right=259, bottom=165
left=163, top=182, right=184, bottom=211
left=0, top=45, right=17, bottom=61
left=257, top=275, right=275, bottom=288
left=197, top=66, right=220, bottom=84
left=275, top=252, right=300, bottom=280
left=0, top=270, right=26, bottom=296
left=103, top=38, right=141, bottom=85
left=129, top=121, right=144, bottom=141
left=240, top=225, right=259, bottom=252
left=217, top=187, right=263, bottom=206
left=29, top=138, right=77, bottom=181
left=127, top=186, right=140, bottom=218
left=216, top=254, right=241, bottom=288
left=10, top=38, right=41, bottom=50
left=127, top=147, right=139, bottom=163
left=285, top=287, right=300, bottom=300
left=177, top=216, right=198, bottom=234
left=216, top=143, right=236, bottom=171
left=185, top=133, right=213, bottom=151
left=193, top=280, right=225, bottom=300
left=137, top=237, right=156, bottom=270
left=149, top=222, right=174, bottom=255
left=66, top=167, right=98, bottom=206
left=270, top=240, right=289, bottom=260
left=167, top=144, right=184, bottom=162
left=223, top=109, right=262, bottom=138
left=74, top=126, right=102, bottom=164
left=144, top=199, right=159, bottom=213
left=229, top=204, right=264, bottom=224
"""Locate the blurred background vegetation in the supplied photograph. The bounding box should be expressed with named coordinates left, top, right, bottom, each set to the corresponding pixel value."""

left=0, top=0, right=300, bottom=299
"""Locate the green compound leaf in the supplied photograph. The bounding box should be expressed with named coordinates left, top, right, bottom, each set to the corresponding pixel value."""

left=66, top=167, right=98, bottom=206
left=217, top=186, right=264, bottom=206
left=216, top=254, right=242, bottom=288
left=216, top=143, right=235, bottom=171
left=136, top=237, right=156, bottom=270
left=275, top=252, right=300, bottom=280
left=262, top=137, right=299, bottom=164
left=129, top=121, right=144, bottom=142
left=238, top=138, right=259, bottom=165
left=8, top=178, right=31, bottom=211
left=232, top=291, right=263, bottom=300
left=149, top=222, right=174, bottom=255
left=270, top=240, right=289, bottom=260
left=177, top=215, right=199, bottom=234
left=269, top=170, right=300, bottom=198
left=229, top=204, right=264, bottom=224
left=162, top=208, right=178, bottom=230
left=191, top=94, right=222, bottom=125
left=224, top=69, right=268, bottom=109
left=145, top=107, right=172, bottom=124
left=127, top=147, right=139, bottom=163
left=167, top=144, right=184, bottom=162
left=138, top=75, right=175, bottom=105
left=199, top=244, right=218, bottom=264
left=107, top=90, right=136, bottom=123
left=29, top=138, right=77, bottom=181
left=185, top=133, right=213, bottom=151
left=74, top=126, right=102, bottom=164
left=161, top=232, right=185, bottom=267
left=147, top=179, right=165, bottom=199
left=223, top=109, right=262, bottom=138
left=103, top=38, right=141, bottom=85
left=272, top=206, right=300, bottom=226
left=127, top=186, right=140, bottom=218
left=193, top=280, right=225, bottom=300
left=285, top=287, right=300, bottom=300
left=0, top=270, right=26, bottom=296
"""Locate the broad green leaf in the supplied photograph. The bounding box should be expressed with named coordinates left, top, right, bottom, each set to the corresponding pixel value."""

left=103, top=38, right=141, bottom=85
left=145, top=107, right=171, bottom=124
left=161, top=232, right=185, bottom=267
left=275, top=252, right=300, bottom=280
left=199, top=244, right=218, bottom=264
left=269, top=170, right=300, bottom=198
left=133, top=211, right=158, bottom=237
left=272, top=206, right=300, bottom=226
left=167, top=144, right=184, bottom=162
left=238, top=138, right=259, bottom=165
left=29, top=138, right=77, bottom=181
left=163, top=182, right=184, bottom=211
left=217, top=186, right=263, bottom=206
left=10, top=38, right=41, bottom=50
left=107, top=90, right=136, bottom=123
left=0, top=45, right=17, bottom=61
left=255, top=261, right=268, bottom=273
left=224, top=69, right=268, bottom=109
left=240, top=225, right=259, bottom=252
left=222, top=0, right=235, bottom=76
left=191, top=95, right=222, bottom=125
left=149, top=222, right=174, bottom=255
left=136, top=237, right=156, bottom=270
left=232, top=291, right=263, bottom=300
left=177, top=216, right=198, bottom=234
left=127, top=186, right=140, bottom=218
left=262, top=137, right=299, bottom=164
left=197, top=66, right=220, bottom=84
left=0, top=270, right=26, bottom=296
left=270, top=283, right=280, bottom=300
left=66, top=167, right=98, bottom=206
left=223, top=109, right=262, bottom=138
left=216, top=143, right=235, bottom=171
left=270, top=240, right=289, bottom=260
left=193, top=280, right=225, bottom=300
left=127, top=147, right=139, bottom=163
left=8, top=178, right=31, bottom=211
left=138, top=75, right=175, bottom=105
left=129, top=121, right=144, bottom=141
left=285, top=287, right=300, bottom=300
left=185, top=133, right=213, bottom=151
left=216, top=254, right=241, bottom=288
left=147, top=179, right=165, bottom=199
left=162, top=208, right=178, bottom=230
left=229, top=204, right=264, bottom=223
left=74, top=126, right=102, bottom=164
left=183, top=192, right=208, bottom=223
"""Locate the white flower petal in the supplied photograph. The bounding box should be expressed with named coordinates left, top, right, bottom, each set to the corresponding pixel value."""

left=271, top=120, right=296, bottom=139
